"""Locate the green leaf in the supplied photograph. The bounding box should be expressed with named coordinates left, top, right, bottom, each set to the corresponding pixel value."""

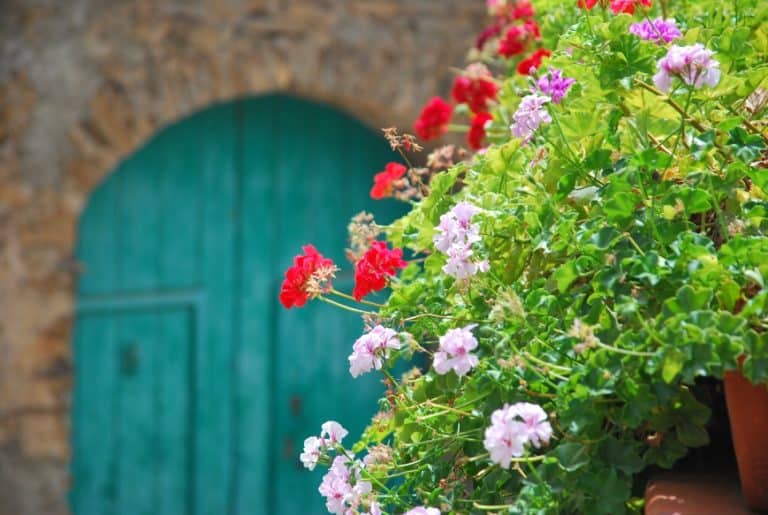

left=584, top=149, right=613, bottom=171
left=661, top=348, right=686, bottom=383
left=675, top=187, right=712, bottom=214
left=729, top=127, right=765, bottom=163
left=554, top=442, right=590, bottom=472
left=676, top=420, right=710, bottom=447
left=556, top=170, right=578, bottom=200
left=553, top=261, right=579, bottom=293
left=664, top=285, right=713, bottom=314
left=604, top=191, right=640, bottom=225
left=599, top=437, right=644, bottom=475
left=718, top=117, right=744, bottom=132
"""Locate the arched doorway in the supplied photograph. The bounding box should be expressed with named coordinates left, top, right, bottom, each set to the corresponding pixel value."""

left=70, top=95, right=401, bottom=514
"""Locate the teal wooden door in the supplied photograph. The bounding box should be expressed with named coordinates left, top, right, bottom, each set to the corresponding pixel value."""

left=71, top=96, right=401, bottom=515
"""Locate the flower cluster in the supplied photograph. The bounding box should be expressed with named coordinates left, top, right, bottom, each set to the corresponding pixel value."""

left=279, top=245, right=337, bottom=308
left=510, top=93, right=552, bottom=142
left=348, top=325, right=403, bottom=378
left=370, top=162, right=407, bottom=200
left=404, top=508, right=441, bottom=515
left=653, top=43, right=721, bottom=92
left=629, top=17, right=681, bottom=44
left=434, top=324, right=480, bottom=377
left=477, top=0, right=535, bottom=49
left=319, top=456, right=380, bottom=515
left=483, top=403, right=553, bottom=468
left=451, top=63, right=498, bottom=114
left=300, top=421, right=349, bottom=471
left=413, top=97, right=453, bottom=141
left=302, top=422, right=381, bottom=514
left=536, top=68, right=575, bottom=104
left=346, top=212, right=382, bottom=263
left=498, top=20, right=541, bottom=58
left=487, top=0, right=535, bottom=20
left=475, top=0, right=549, bottom=77
left=579, top=0, right=652, bottom=15
left=517, top=47, right=551, bottom=75
left=433, top=202, right=488, bottom=279
left=353, top=241, right=407, bottom=300
left=468, top=112, right=493, bottom=150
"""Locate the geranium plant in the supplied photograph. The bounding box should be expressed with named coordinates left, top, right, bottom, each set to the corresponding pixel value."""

left=280, top=0, right=768, bottom=513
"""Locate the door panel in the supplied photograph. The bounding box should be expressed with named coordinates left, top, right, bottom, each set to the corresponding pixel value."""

left=72, top=308, right=193, bottom=515
left=72, top=95, right=402, bottom=515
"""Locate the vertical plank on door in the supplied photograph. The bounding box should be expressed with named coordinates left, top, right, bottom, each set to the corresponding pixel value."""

left=155, top=120, right=200, bottom=515
left=232, top=97, right=274, bottom=514
left=195, top=103, right=237, bottom=515
left=113, top=312, right=157, bottom=515
left=272, top=96, right=329, bottom=515
left=111, top=145, right=160, bottom=515
left=154, top=308, right=193, bottom=515
left=70, top=314, right=118, bottom=515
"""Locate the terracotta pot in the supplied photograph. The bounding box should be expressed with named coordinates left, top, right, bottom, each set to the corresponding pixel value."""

left=645, top=470, right=753, bottom=515
left=723, top=367, right=768, bottom=511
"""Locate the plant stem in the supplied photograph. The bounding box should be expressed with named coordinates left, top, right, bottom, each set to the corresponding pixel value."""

left=473, top=502, right=517, bottom=511
left=670, top=89, right=694, bottom=157
left=623, top=232, right=647, bottom=256
left=330, top=288, right=383, bottom=307
left=634, top=79, right=708, bottom=132
left=594, top=340, right=656, bottom=357
left=522, top=351, right=573, bottom=374
left=401, top=312, right=485, bottom=324
left=381, top=367, right=399, bottom=389
left=318, top=296, right=375, bottom=315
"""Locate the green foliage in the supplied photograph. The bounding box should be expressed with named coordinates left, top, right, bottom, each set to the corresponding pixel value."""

left=327, top=0, right=768, bottom=513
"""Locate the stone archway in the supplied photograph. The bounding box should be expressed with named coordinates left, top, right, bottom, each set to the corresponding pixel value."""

left=0, top=2, right=486, bottom=513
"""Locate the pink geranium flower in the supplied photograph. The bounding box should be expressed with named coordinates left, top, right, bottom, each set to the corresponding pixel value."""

left=653, top=43, right=720, bottom=93
left=433, top=324, right=480, bottom=377
left=484, top=402, right=553, bottom=468
left=348, top=325, right=402, bottom=378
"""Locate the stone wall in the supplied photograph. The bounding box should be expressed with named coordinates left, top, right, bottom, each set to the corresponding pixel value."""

left=0, top=1, right=485, bottom=513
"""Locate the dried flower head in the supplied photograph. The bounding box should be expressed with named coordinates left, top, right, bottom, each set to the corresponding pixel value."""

left=745, top=88, right=768, bottom=116
left=381, top=127, right=424, bottom=153
left=304, top=263, right=340, bottom=298
left=490, top=289, right=526, bottom=322
left=427, top=145, right=457, bottom=171
left=568, top=318, right=600, bottom=354
left=346, top=212, right=382, bottom=264
left=364, top=444, right=394, bottom=467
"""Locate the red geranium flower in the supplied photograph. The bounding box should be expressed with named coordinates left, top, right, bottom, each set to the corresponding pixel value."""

left=353, top=241, right=407, bottom=300
left=610, top=0, right=652, bottom=14
left=467, top=112, right=493, bottom=150
left=522, top=19, right=541, bottom=39
left=498, top=25, right=527, bottom=57
left=489, top=0, right=534, bottom=20
left=498, top=21, right=540, bottom=58
left=279, top=245, right=336, bottom=309
left=476, top=22, right=503, bottom=50
left=517, top=48, right=551, bottom=75
left=413, top=97, right=453, bottom=141
left=511, top=0, right=535, bottom=20
left=370, top=162, right=407, bottom=200
left=578, top=0, right=598, bottom=9
left=451, top=65, right=498, bottom=114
